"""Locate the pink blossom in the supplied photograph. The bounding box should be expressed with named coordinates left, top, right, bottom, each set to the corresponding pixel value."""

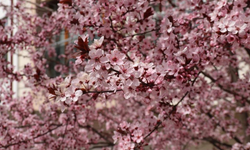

left=59, top=113, right=68, bottom=124
left=107, top=49, right=126, bottom=66
left=1, top=0, right=250, bottom=150
left=123, top=85, right=136, bottom=99
left=65, top=87, right=83, bottom=102
left=132, top=129, right=143, bottom=143
left=218, top=18, right=235, bottom=33
left=86, top=49, right=109, bottom=71
left=89, top=36, right=104, bottom=49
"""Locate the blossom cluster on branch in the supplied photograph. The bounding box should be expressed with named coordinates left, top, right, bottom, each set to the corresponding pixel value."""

left=1, top=0, right=250, bottom=149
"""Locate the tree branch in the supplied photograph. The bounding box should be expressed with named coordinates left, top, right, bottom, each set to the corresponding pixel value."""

left=79, top=124, right=114, bottom=145
left=143, top=73, right=200, bottom=142
left=1, top=124, right=62, bottom=149
left=200, top=71, right=250, bottom=104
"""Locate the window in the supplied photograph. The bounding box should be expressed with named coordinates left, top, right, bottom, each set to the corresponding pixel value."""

left=36, top=0, right=68, bottom=77
left=46, top=29, right=69, bottom=77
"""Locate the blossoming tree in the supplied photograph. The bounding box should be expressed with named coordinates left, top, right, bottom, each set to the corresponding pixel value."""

left=1, top=0, right=250, bottom=149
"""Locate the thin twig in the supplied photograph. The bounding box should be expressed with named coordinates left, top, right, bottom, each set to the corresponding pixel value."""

left=200, top=71, right=250, bottom=104
left=83, top=89, right=122, bottom=94
left=1, top=124, right=62, bottom=149
left=142, top=72, right=200, bottom=143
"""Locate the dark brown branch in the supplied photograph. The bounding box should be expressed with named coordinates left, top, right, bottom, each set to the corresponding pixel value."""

left=90, top=143, right=114, bottom=150
left=79, top=124, right=114, bottom=145
left=100, top=111, right=119, bottom=124
left=204, top=139, right=223, bottom=150
left=1, top=124, right=62, bottom=149
left=244, top=47, right=250, bottom=58
left=143, top=73, right=200, bottom=142
left=167, top=0, right=177, bottom=7
left=83, top=89, right=122, bottom=94
left=204, top=137, right=232, bottom=148
left=206, top=112, right=242, bottom=144
left=200, top=71, right=250, bottom=104
left=143, top=120, right=162, bottom=140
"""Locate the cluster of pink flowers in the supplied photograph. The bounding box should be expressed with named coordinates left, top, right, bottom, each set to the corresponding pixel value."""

left=1, top=0, right=250, bottom=149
